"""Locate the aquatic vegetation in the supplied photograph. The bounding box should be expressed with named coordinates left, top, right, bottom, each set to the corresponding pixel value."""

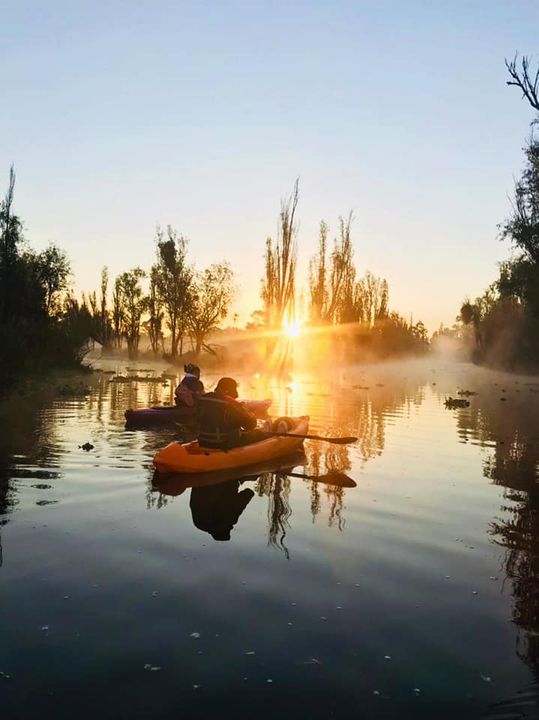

left=444, top=397, right=471, bottom=409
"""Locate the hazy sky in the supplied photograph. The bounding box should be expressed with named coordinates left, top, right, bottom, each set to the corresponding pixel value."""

left=1, top=0, right=538, bottom=330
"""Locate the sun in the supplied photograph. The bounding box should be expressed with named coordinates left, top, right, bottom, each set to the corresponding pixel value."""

left=283, top=321, right=301, bottom=338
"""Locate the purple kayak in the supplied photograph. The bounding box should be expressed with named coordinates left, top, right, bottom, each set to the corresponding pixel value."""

left=125, top=399, right=272, bottom=428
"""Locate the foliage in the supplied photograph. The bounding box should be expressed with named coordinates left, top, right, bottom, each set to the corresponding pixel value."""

left=112, top=276, right=123, bottom=349
left=153, top=226, right=193, bottom=357
left=87, top=267, right=114, bottom=349
left=366, top=313, right=430, bottom=358
left=500, top=141, right=539, bottom=265
left=0, top=167, right=86, bottom=388
left=35, top=245, right=71, bottom=316
left=188, top=263, right=235, bottom=356
left=143, top=265, right=164, bottom=355
left=328, top=214, right=356, bottom=323
left=308, top=220, right=329, bottom=324
left=305, top=213, right=416, bottom=358
left=116, top=268, right=146, bottom=359
left=457, top=57, right=539, bottom=371
left=261, top=180, right=298, bottom=330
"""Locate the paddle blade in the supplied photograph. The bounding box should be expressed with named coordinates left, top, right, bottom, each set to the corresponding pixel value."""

left=316, top=472, right=357, bottom=488
left=326, top=436, right=358, bottom=445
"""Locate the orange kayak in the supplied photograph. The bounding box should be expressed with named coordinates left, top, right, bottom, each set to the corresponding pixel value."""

left=153, top=416, right=309, bottom=474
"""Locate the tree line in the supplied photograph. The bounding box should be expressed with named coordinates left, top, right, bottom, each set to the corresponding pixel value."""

left=1, top=154, right=432, bottom=387
left=259, top=180, right=429, bottom=361
left=0, top=167, right=77, bottom=387
left=67, top=227, right=235, bottom=360
left=0, top=170, right=236, bottom=388
left=460, top=55, right=539, bottom=371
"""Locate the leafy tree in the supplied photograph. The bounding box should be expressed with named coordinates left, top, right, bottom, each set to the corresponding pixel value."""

left=326, top=214, right=355, bottom=323
left=117, top=268, right=146, bottom=359
left=188, top=263, right=235, bottom=357
left=500, top=141, right=539, bottom=265
left=354, top=271, right=388, bottom=327
left=370, top=312, right=429, bottom=357
left=112, top=276, right=124, bottom=349
left=0, top=166, right=23, bottom=274
left=0, top=167, right=85, bottom=384
left=245, top=309, right=265, bottom=330
left=87, top=267, right=114, bottom=350
left=0, top=166, right=41, bottom=320
left=35, top=245, right=71, bottom=316
left=412, top=320, right=428, bottom=343
left=309, top=220, right=329, bottom=323
left=154, top=226, right=193, bottom=357
left=261, top=180, right=298, bottom=331
left=144, top=265, right=164, bottom=355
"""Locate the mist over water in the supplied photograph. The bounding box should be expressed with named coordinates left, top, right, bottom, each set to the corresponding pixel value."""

left=0, top=358, right=538, bottom=719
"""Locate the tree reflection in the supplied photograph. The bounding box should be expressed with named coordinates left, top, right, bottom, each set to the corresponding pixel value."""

left=255, top=473, right=292, bottom=559
left=456, top=391, right=539, bottom=669
left=150, top=371, right=426, bottom=550
left=0, top=472, right=14, bottom=566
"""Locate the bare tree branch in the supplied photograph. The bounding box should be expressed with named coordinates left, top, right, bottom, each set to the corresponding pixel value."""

left=506, top=53, right=539, bottom=118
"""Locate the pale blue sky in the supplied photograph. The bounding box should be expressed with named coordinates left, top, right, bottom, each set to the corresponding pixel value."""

left=1, top=0, right=538, bottom=329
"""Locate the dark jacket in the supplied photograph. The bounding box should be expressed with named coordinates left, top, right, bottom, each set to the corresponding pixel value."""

left=175, top=375, right=205, bottom=408
left=198, top=391, right=257, bottom=449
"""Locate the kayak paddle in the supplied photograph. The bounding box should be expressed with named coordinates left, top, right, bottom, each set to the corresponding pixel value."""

left=261, top=431, right=357, bottom=445
left=282, top=471, right=357, bottom=487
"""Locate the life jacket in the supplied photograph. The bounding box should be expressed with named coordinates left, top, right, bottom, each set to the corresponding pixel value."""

left=175, top=375, right=205, bottom=407
left=198, top=392, right=255, bottom=449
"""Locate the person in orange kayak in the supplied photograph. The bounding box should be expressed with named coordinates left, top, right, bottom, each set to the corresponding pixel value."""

left=189, top=478, right=255, bottom=541
left=198, top=377, right=267, bottom=449
left=174, top=363, right=205, bottom=408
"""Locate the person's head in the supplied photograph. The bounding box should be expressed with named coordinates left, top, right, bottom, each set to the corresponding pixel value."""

left=184, top=363, right=200, bottom=379
left=215, top=377, right=239, bottom=399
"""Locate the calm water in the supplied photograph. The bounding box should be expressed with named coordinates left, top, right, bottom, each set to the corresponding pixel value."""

left=1, top=359, right=538, bottom=719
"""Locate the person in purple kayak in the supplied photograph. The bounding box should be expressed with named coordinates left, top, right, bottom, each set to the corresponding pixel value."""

left=174, top=363, right=205, bottom=408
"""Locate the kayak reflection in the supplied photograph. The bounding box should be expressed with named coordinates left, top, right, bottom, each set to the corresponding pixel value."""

left=190, top=478, right=255, bottom=541
left=151, top=453, right=308, bottom=543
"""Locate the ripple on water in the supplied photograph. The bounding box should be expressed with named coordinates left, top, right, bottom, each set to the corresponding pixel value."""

left=0, top=361, right=537, bottom=719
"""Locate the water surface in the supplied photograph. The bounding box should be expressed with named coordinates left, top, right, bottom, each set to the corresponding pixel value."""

left=1, top=360, right=538, bottom=719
